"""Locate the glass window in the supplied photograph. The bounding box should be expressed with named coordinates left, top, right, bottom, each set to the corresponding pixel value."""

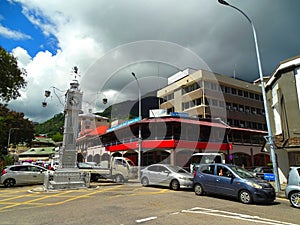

left=200, top=165, right=215, bottom=174
left=147, top=165, right=157, bottom=172
left=231, top=88, right=237, bottom=95
left=225, top=86, right=231, bottom=93
left=255, top=94, right=260, bottom=100
left=212, top=99, right=218, bottom=106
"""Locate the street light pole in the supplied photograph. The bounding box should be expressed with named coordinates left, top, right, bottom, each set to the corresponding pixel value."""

left=218, top=0, right=281, bottom=192
left=131, top=72, right=142, bottom=180
left=7, top=128, right=19, bottom=151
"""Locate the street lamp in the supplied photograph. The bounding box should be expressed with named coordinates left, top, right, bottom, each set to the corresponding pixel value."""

left=131, top=72, right=142, bottom=180
left=7, top=128, right=19, bottom=150
left=218, top=0, right=281, bottom=192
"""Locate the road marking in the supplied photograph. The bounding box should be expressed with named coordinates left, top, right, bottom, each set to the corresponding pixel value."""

left=136, top=216, right=157, bottom=223
left=182, top=207, right=298, bottom=225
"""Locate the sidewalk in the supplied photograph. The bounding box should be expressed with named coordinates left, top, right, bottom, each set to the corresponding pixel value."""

left=270, top=182, right=286, bottom=198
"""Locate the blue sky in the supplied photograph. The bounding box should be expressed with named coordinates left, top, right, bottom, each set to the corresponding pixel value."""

left=1, top=0, right=300, bottom=122
left=0, top=0, right=57, bottom=57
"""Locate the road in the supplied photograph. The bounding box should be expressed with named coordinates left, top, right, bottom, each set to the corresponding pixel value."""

left=0, top=181, right=299, bottom=225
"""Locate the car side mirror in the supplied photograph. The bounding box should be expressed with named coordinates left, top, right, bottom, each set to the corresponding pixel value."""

left=227, top=173, right=234, bottom=178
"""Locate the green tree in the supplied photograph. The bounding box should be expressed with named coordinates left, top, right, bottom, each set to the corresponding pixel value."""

left=0, top=104, right=34, bottom=155
left=0, top=46, right=27, bottom=102
left=51, top=132, right=63, bottom=142
left=0, top=155, right=15, bottom=171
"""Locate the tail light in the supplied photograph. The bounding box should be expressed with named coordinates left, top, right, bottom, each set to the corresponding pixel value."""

left=193, top=170, right=197, bottom=178
left=1, top=169, right=7, bottom=175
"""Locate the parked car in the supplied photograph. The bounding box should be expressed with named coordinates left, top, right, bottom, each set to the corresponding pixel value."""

left=193, top=163, right=276, bottom=204
left=251, top=167, right=274, bottom=180
left=141, top=164, right=193, bottom=190
left=0, top=164, right=52, bottom=187
left=285, top=166, right=300, bottom=208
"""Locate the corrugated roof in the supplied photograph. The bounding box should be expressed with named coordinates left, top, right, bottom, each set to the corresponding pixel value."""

left=19, top=147, right=56, bottom=156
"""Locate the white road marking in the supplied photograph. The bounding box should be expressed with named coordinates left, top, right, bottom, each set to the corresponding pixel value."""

left=182, top=207, right=297, bottom=225
left=136, top=216, right=158, bottom=223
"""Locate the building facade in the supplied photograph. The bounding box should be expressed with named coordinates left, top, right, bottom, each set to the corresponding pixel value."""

left=157, top=69, right=269, bottom=168
left=265, top=55, right=300, bottom=180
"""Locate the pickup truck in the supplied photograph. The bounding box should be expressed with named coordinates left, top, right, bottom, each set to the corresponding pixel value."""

left=77, top=157, right=138, bottom=183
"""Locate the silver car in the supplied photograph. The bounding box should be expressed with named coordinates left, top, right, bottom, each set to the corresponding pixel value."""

left=0, top=164, right=52, bottom=187
left=141, top=164, right=193, bottom=190
left=285, top=166, right=300, bottom=208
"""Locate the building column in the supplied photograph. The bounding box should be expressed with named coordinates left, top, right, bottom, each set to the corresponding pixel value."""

left=170, top=148, right=175, bottom=165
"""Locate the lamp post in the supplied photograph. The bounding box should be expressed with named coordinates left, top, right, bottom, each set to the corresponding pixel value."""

left=131, top=72, right=142, bottom=180
left=7, top=128, right=19, bottom=151
left=218, top=0, right=280, bottom=192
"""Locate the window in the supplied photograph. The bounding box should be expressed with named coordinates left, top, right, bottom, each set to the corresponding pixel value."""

left=255, top=94, right=260, bottom=100
left=239, top=105, right=244, bottom=112
left=219, top=101, right=225, bottom=108
left=244, top=91, right=249, bottom=98
left=147, top=165, right=157, bottom=172
left=231, top=88, right=237, bottom=95
left=211, top=83, right=217, bottom=90
left=232, top=103, right=238, bottom=111
left=212, top=99, right=218, bottom=106
left=226, top=103, right=232, bottom=110
left=225, top=86, right=231, bottom=93
left=245, top=106, right=250, bottom=113
left=238, top=89, right=243, bottom=96
left=249, top=92, right=254, bottom=99
left=200, top=165, right=215, bottom=174
left=220, top=85, right=225, bottom=93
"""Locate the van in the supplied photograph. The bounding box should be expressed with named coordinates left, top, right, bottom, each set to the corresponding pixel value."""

left=185, top=153, right=225, bottom=172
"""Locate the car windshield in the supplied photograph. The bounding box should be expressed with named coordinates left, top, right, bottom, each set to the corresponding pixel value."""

left=230, top=165, right=255, bottom=178
left=167, top=165, right=190, bottom=174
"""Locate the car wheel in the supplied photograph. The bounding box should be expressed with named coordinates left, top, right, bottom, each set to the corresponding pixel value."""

left=141, top=177, right=149, bottom=186
left=289, top=191, right=300, bottom=208
left=115, top=174, right=124, bottom=183
left=91, top=174, right=100, bottom=182
left=170, top=179, right=180, bottom=190
left=4, top=178, right=15, bottom=187
left=239, top=190, right=252, bottom=204
left=194, top=183, right=204, bottom=196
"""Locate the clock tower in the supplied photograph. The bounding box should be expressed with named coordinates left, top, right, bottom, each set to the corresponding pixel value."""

left=60, top=79, right=83, bottom=168
left=44, top=67, right=89, bottom=190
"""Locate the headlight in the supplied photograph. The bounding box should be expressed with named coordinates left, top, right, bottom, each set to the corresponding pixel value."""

left=246, top=181, right=262, bottom=189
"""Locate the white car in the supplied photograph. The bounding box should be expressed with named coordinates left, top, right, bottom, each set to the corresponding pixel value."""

left=141, top=164, right=193, bottom=190
left=285, top=166, right=300, bottom=208
left=0, top=164, right=52, bottom=187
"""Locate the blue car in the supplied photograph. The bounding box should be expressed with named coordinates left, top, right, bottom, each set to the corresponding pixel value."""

left=193, top=163, right=276, bottom=204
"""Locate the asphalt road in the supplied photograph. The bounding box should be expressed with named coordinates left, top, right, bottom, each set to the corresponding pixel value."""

left=0, top=181, right=299, bottom=225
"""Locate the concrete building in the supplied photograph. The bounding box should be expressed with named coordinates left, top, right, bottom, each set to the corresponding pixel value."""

left=77, top=112, right=109, bottom=162
left=157, top=69, right=268, bottom=168
left=265, top=55, right=300, bottom=181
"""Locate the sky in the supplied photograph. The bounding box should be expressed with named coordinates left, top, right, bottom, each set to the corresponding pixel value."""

left=0, top=0, right=300, bottom=123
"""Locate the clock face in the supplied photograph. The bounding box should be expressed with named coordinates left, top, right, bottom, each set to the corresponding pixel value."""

left=69, top=96, right=79, bottom=106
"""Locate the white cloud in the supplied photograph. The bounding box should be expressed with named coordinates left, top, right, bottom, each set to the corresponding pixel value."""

left=0, top=24, right=31, bottom=40
left=6, top=0, right=300, bottom=123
